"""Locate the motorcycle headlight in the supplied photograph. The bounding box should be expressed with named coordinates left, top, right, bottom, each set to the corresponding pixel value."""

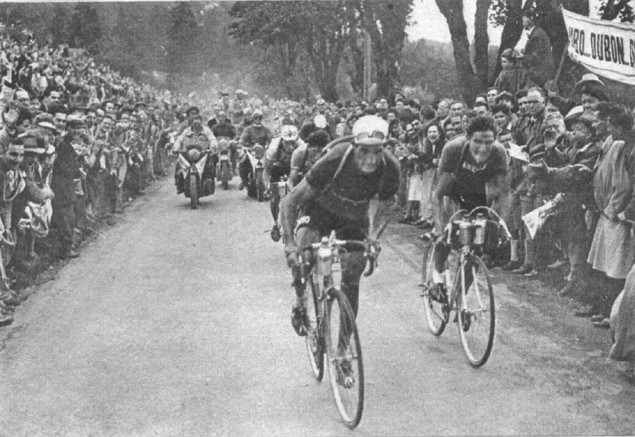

left=187, top=149, right=201, bottom=161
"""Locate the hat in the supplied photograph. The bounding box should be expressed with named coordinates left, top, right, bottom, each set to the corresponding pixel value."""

left=33, top=113, right=58, bottom=133
left=242, top=107, right=252, bottom=116
left=252, top=109, right=263, bottom=117
left=20, top=134, right=46, bottom=154
left=313, top=114, right=327, bottom=129
left=564, top=105, right=584, bottom=123
left=317, top=99, right=326, bottom=105
left=575, top=73, right=605, bottom=89
left=186, top=106, right=200, bottom=116
left=134, top=102, right=147, bottom=112
left=573, top=112, right=596, bottom=131
left=352, top=115, right=389, bottom=146
left=66, top=114, right=85, bottom=127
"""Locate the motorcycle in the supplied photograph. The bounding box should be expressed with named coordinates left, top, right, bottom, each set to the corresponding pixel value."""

left=177, top=137, right=215, bottom=209
left=244, top=144, right=267, bottom=202
left=216, top=137, right=234, bottom=190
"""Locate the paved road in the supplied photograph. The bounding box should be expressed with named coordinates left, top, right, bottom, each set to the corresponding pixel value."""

left=1, top=177, right=635, bottom=436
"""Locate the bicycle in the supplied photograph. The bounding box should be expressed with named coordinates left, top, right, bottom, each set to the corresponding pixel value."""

left=420, top=206, right=510, bottom=368
left=299, top=230, right=377, bottom=428
left=269, top=176, right=290, bottom=242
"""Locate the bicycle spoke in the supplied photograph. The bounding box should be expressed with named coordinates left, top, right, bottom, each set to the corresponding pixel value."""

left=458, top=254, right=495, bottom=367
left=325, top=288, right=364, bottom=428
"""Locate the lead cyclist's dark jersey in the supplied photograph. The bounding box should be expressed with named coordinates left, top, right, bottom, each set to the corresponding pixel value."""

left=304, top=142, right=400, bottom=224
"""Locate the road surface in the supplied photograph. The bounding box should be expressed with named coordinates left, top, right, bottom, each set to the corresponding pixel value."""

left=1, top=177, right=634, bottom=436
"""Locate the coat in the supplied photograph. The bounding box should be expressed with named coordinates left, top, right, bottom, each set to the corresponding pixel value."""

left=522, top=26, right=555, bottom=87
left=610, top=264, right=635, bottom=362
left=587, top=136, right=635, bottom=279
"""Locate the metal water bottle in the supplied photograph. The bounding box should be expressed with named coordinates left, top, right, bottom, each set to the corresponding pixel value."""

left=474, top=213, right=487, bottom=246
left=459, top=217, right=473, bottom=246
left=316, top=237, right=332, bottom=275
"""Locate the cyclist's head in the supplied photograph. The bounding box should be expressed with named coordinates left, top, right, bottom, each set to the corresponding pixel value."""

left=352, top=115, right=388, bottom=174
left=466, top=115, right=497, bottom=165
left=313, top=114, right=327, bottom=130
left=307, top=129, right=330, bottom=149
left=191, top=114, right=203, bottom=131
left=281, top=125, right=298, bottom=142
left=252, top=109, right=263, bottom=125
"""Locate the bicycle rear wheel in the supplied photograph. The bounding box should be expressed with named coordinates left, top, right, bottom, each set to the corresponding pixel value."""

left=324, top=287, right=364, bottom=428
left=305, top=268, right=324, bottom=381
left=421, top=242, right=458, bottom=336
left=457, top=253, right=495, bottom=368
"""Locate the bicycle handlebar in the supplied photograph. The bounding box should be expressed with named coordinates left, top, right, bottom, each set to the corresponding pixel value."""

left=305, top=238, right=377, bottom=277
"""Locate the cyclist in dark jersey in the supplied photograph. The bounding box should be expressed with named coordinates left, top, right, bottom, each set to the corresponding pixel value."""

left=280, top=115, right=401, bottom=336
left=430, top=115, right=510, bottom=289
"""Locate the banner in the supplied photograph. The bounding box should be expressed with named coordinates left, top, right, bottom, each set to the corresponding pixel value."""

left=562, top=7, right=635, bottom=85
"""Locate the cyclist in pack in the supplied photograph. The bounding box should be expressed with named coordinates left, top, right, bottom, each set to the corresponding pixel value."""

left=280, top=115, right=401, bottom=336
left=289, top=128, right=331, bottom=188
left=264, top=124, right=305, bottom=242
left=429, top=115, right=510, bottom=294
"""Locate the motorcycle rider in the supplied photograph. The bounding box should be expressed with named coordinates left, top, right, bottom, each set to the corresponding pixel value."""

left=172, top=114, right=218, bottom=194
left=263, top=125, right=305, bottom=242
left=210, top=110, right=239, bottom=174
left=238, top=109, right=273, bottom=191
left=280, top=115, right=400, bottom=339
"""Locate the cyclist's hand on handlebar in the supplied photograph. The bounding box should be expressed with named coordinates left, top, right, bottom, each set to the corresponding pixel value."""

left=285, top=244, right=300, bottom=268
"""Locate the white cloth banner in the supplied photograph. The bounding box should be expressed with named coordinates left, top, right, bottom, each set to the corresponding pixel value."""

left=562, top=7, right=635, bottom=85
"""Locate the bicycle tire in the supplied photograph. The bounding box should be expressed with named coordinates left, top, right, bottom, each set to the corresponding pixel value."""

left=324, top=287, right=364, bottom=428
left=457, top=253, right=496, bottom=368
left=421, top=242, right=447, bottom=336
left=305, top=268, right=325, bottom=381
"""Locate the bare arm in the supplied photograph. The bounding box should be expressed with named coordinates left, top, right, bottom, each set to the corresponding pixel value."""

left=435, top=171, right=458, bottom=229
left=486, top=173, right=511, bottom=223
left=368, top=199, right=392, bottom=242
left=280, top=178, right=318, bottom=250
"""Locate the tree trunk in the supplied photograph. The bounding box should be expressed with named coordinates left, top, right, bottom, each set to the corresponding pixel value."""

left=474, top=0, right=491, bottom=87
left=435, top=0, right=480, bottom=103
left=359, top=0, right=410, bottom=100
left=491, top=0, right=523, bottom=86
left=347, top=36, right=364, bottom=95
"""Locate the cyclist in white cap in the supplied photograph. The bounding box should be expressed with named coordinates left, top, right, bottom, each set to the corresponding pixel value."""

left=280, top=115, right=401, bottom=335
left=264, top=124, right=305, bottom=241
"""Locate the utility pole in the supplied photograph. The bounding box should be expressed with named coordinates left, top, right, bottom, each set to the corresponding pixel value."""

left=363, top=31, right=371, bottom=101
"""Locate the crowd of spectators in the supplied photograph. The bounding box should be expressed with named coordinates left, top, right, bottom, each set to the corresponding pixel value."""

left=1, top=12, right=634, bottom=379
left=0, top=25, right=209, bottom=327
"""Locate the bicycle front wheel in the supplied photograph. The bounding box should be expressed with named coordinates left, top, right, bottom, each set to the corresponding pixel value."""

left=305, top=268, right=324, bottom=381
left=457, top=253, right=495, bottom=368
left=421, top=242, right=446, bottom=336
left=324, top=287, right=364, bottom=428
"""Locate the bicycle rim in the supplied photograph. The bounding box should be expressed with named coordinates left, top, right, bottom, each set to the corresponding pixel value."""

left=324, top=288, right=364, bottom=428
left=305, top=269, right=324, bottom=381
left=458, top=253, right=495, bottom=368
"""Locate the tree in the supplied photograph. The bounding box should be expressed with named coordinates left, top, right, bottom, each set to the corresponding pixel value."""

left=357, top=0, right=413, bottom=99
left=229, top=2, right=306, bottom=98
left=166, top=2, right=200, bottom=81
left=434, top=0, right=491, bottom=103
left=490, top=0, right=590, bottom=86
left=229, top=1, right=354, bottom=101
left=68, top=3, right=102, bottom=53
